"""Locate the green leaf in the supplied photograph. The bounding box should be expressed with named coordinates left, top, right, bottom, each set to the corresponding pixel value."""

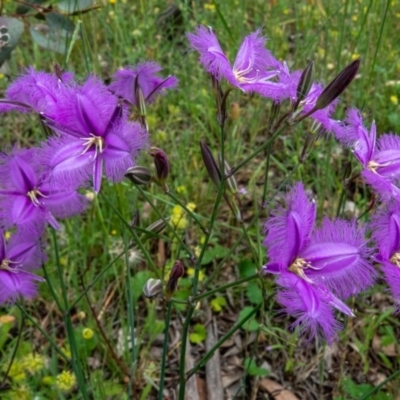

left=30, top=26, right=67, bottom=54
left=45, top=13, right=75, bottom=33
left=246, top=281, right=263, bottom=305
left=210, top=296, right=226, bottom=312
left=244, top=358, right=268, bottom=377
left=343, top=378, right=374, bottom=399
left=238, top=307, right=259, bottom=332
left=189, top=323, right=207, bottom=344
left=130, top=270, right=154, bottom=304
left=57, top=0, right=97, bottom=15
left=238, top=259, right=257, bottom=278
left=0, top=17, right=24, bottom=67
left=200, top=245, right=229, bottom=265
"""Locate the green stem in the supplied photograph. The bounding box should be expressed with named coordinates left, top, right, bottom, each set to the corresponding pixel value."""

left=16, top=302, right=70, bottom=362
left=229, top=124, right=286, bottom=176
left=158, top=301, right=173, bottom=400
left=186, top=304, right=261, bottom=379
left=135, top=185, right=195, bottom=259
left=359, top=369, right=400, bottom=400
left=51, top=229, right=89, bottom=400
left=166, top=190, right=209, bottom=235
left=262, top=143, right=272, bottom=205
left=193, top=273, right=259, bottom=303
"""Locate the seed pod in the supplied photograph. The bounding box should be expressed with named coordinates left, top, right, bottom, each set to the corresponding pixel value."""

left=142, top=217, right=170, bottom=240
left=218, top=154, right=238, bottom=195
left=143, top=278, right=163, bottom=298
left=125, top=166, right=152, bottom=185
left=200, top=141, right=221, bottom=188
left=149, top=147, right=169, bottom=184
left=165, top=260, right=185, bottom=299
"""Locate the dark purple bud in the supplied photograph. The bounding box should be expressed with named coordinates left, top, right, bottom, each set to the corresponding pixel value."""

left=165, top=260, right=185, bottom=298
left=149, top=147, right=169, bottom=184
left=200, top=141, right=221, bottom=188
left=294, top=60, right=314, bottom=110
left=125, top=166, right=152, bottom=185
left=315, top=59, right=360, bottom=110
left=143, top=278, right=163, bottom=298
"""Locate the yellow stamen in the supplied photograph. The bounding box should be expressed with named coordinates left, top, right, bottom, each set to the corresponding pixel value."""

left=27, top=189, right=47, bottom=206
left=80, top=134, right=104, bottom=157
left=390, top=252, right=400, bottom=267
left=288, top=257, right=314, bottom=283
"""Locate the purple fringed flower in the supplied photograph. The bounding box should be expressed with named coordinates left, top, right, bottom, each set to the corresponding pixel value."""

left=263, top=183, right=376, bottom=342
left=0, top=67, right=72, bottom=116
left=40, top=76, right=148, bottom=192
left=187, top=26, right=288, bottom=101
left=0, top=230, right=45, bottom=304
left=109, top=61, right=177, bottom=106
left=0, top=148, right=88, bottom=233
left=335, top=109, right=400, bottom=199
left=371, top=202, right=400, bottom=310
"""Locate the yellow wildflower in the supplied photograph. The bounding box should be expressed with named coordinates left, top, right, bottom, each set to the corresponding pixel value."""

left=351, top=53, right=360, bottom=61
left=187, top=267, right=205, bottom=281
left=204, top=3, right=215, bottom=10
left=109, top=0, right=116, bottom=4
left=186, top=202, right=196, bottom=212
left=22, top=353, right=45, bottom=374
left=111, top=229, right=117, bottom=236
left=82, top=328, right=94, bottom=340
left=176, top=185, right=186, bottom=194
left=7, top=361, right=26, bottom=382
left=390, top=95, right=398, bottom=105
left=56, top=370, right=76, bottom=391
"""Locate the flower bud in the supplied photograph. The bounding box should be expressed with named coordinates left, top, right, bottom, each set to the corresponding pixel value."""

left=315, top=59, right=360, bottom=110
left=134, top=75, right=147, bottom=117
left=294, top=60, right=314, bottom=110
left=218, top=154, right=237, bottom=195
left=165, top=260, right=185, bottom=299
left=142, top=217, right=170, bottom=240
left=148, top=147, right=169, bottom=184
left=200, top=141, right=221, bottom=188
left=125, top=166, right=152, bottom=185
left=143, top=278, right=163, bottom=298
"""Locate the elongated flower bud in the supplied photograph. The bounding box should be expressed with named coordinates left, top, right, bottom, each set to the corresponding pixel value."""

left=218, top=154, right=237, bottom=195
left=125, top=166, right=152, bottom=185
left=149, top=147, right=169, bottom=184
left=142, top=217, right=170, bottom=240
left=200, top=141, right=221, bottom=188
left=143, top=278, right=163, bottom=298
left=316, top=59, right=360, bottom=110
left=165, top=260, right=185, bottom=299
left=294, top=60, right=314, bottom=110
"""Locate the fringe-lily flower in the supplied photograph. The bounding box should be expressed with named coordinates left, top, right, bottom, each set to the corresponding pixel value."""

left=109, top=61, right=178, bottom=106
left=0, top=230, right=45, bottom=304
left=335, top=109, right=400, bottom=199
left=0, top=148, right=88, bottom=233
left=263, top=183, right=375, bottom=342
left=187, top=26, right=288, bottom=101
left=40, top=77, right=148, bottom=192
left=371, top=202, right=400, bottom=310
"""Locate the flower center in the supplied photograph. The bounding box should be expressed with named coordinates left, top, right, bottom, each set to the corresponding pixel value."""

left=80, top=134, right=104, bottom=157
left=27, top=188, right=46, bottom=206
left=233, top=65, right=256, bottom=83
left=0, top=258, right=18, bottom=272
left=390, top=252, right=400, bottom=267
left=288, top=257, right=313, bottom=283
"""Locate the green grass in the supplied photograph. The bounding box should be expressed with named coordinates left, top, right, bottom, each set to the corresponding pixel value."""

left=0, top=0, right=400, bottom=399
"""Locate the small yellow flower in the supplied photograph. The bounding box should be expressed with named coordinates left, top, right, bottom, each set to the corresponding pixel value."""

left=22, top=353, right=45, bottom=374
left=85, top=191, right=95, bottom=201
left=82, top=328, right=94, bottom=340
left=60, top=257, right=68, bottom=266
left=187, top=267, right=205, bottom=281
left=327, top=63, right=334, bottom=70
left=186, top=202, right=196, bottom=212
left=61, top=346, right=71, bottom=359
left=176, top=185, right=186, bottom=194
left=351, top=53, right=360, bottom=61
left=352, top=15, right=358, bottom=21
left=56, top=370, right=76, bottom=392
left=109, top=0, right=116, bottom=4
left=4, top=231, right=11, bottom=240
left=111, top=229, right=117, bottom=236
left=7, top=362, right=26, bottom=382
left=0, top=73, right=5, bottom=80
left=108, top=10, right=115, bottom=18
left=204, top=3, right=215, bottom=10
left=132, top=29, right=142, bottom=37
left=194, top=245, right=201, bottom=258
left=5, top=386, right=31, bottom=400
left=390, top=95, right=398, bottom=105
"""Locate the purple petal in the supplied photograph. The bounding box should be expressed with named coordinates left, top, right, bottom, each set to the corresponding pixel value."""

left=372, top=134, right=400, bottom=179
left=381, top=260, right=400, bottom=312
left=276, top=272, right=342, bottom=343
left=362, top=169, right=400, bottom=200
left=370, top=202, right=400, bottom=261
left=187, top=26, right=233, bottom=80
left=7, top=235, right=44, bottom=270
left=302, top=218, right=376, bottom=298
left=262, top=261, right=281, bottom=275
left=264, top=183, right=316, bottom=267
left=0, top=270, right=43, bottom=304
left=93, top=155, right=103, bottom=193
